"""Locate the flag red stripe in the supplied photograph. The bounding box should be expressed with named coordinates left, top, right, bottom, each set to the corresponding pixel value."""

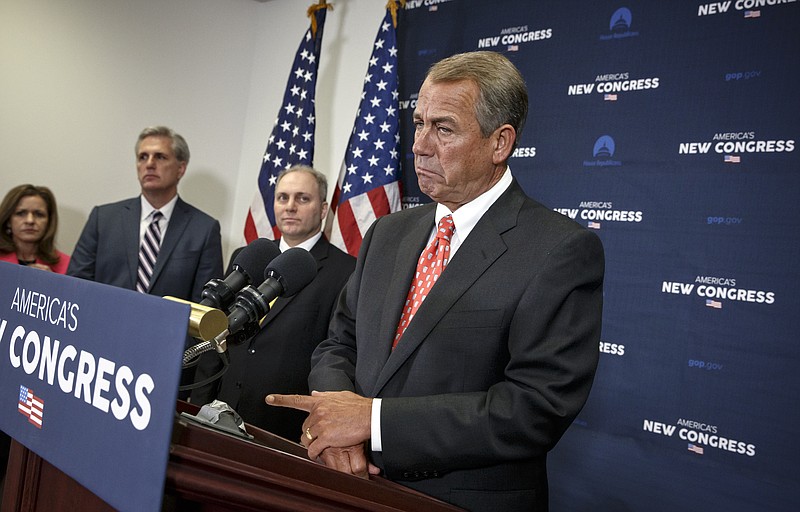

left=336, top=201, right=362, bottom=257
left=244, top=211, right=258, bottom=244
left=367, top=186, right=391, bottom=217
left=330, top=186, right=342, bottom=214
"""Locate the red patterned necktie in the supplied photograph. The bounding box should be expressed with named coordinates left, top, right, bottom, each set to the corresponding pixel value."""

left=393, top=215, right=455, bottom=348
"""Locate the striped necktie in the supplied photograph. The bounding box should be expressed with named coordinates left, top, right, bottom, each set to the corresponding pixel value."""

left=393, top=215, right=455, bottom=348
left=136, top=210, right=163, bottom=293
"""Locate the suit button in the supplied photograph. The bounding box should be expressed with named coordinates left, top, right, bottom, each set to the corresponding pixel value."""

left=248, top=348, right=256, bottom=354
left=235, top=381, right=242, bottom=389
left=413, top=471, right=420, bottom=478
left=402, top=471, right=412, bottom=478
left=421, top=471, right=430, bottom=478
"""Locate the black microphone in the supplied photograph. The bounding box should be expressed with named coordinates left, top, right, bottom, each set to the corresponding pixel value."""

left=226, top=247, right=318, bottom=335
left=199, top=238, right=281, bottom=310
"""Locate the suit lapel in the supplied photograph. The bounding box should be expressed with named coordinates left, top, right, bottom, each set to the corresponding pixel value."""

left=372, top=181, right=525, bottom=396
left=370, top=209, right=436, bottom=373
left=262, top=238, right=328, bottom=323
left=124, top=199, right=143, bottom=288
left=150, top=197, right=189, bottom=288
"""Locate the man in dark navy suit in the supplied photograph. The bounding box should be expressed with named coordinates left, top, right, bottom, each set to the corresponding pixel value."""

left=192, top=165, right=355, bottom=440
left=67, top=125, right=222, bottom=300
left=67, top=126, right=223, bottom=397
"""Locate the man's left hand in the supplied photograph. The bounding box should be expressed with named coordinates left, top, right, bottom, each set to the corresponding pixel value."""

left=266, top=390, right=372, bottom=460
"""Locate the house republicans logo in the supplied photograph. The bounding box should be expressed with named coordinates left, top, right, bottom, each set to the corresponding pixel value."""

left=568, top=72, right=660, bottom=101
left=678, top=131, right=794, bottom=163
left=661, top=275, right=776, bottom=309
left=477, top=24, right=553, bottom=52
left=697, top=0, right=795, bottom=18
left=643, top=417, right=756, bottom=457
left=600, top=7, right=640, bottom=40
left=584, top=135, right=623, bottom=168
left=554, top=201, right=643, bottom=230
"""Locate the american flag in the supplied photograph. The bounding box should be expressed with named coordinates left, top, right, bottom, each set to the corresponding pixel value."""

left=687, top=443, right=704, bottom=455
left=18, top=385, right=44, bottom=428
left=604, top=93, right=618, bottom=101
left=706, top=299, right=722, bottom=309
left=744, top=10, right=761, bottom=18
left=724, top=154, right=741, bottom=163
left=327, top=6, right=402, bottom=256
left=588, top=221, right=601, bottom=229
left=244, top=5, right=329, bottom=243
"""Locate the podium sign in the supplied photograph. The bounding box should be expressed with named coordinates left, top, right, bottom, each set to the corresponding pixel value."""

left=0, top=262, right=189, bottom=512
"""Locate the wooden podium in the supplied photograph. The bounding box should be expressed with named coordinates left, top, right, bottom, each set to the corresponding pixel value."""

left=2, top=401, right=462, bottom=512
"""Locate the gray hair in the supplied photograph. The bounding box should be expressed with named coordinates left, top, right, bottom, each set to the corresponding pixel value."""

left=135, top=126, right=190, bottom=163
left=426, top=51, right=528, bottom=145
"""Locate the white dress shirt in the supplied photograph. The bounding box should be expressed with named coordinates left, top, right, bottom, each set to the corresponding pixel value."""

left=139, top=195, right=178, bottom=245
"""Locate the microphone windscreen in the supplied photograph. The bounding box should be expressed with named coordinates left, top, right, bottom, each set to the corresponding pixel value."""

left=232, top=238, right=281, bottom=282
left=265, top=247, right=318, bottom=296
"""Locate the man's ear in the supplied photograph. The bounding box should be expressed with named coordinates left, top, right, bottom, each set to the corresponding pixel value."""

left=492, top=124, right=516, bottom=164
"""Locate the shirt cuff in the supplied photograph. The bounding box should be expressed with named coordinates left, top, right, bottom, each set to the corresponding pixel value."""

left=371, top=398, right=382, bottom=452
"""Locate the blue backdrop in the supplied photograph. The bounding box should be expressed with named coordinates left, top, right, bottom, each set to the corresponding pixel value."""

left=396, top=1, right=799, bottom=510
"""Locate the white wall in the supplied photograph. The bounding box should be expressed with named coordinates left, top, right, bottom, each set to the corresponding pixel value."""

left=0, top=0, right=387, bottom=263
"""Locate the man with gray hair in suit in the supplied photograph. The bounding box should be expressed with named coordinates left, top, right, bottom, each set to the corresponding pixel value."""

left=267, top=51, right=604, bottom=512
left=68, top=126, right=223, bottom=397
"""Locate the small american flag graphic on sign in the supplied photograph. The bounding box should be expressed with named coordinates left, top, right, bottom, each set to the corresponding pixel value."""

left=18, top=385, right=44, bottom=428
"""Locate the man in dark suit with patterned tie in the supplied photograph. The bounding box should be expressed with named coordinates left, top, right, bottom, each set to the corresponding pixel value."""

left=67, top=126, right=223, bottom=396
left=191, top=165, right=355, bottom=440
left=267, top=52, right=605, bottom=512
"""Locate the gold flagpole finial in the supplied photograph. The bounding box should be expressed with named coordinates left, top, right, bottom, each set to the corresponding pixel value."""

left=307, top=1, right=334, bottom=37
left=386, top=0, right=405, bottom=28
